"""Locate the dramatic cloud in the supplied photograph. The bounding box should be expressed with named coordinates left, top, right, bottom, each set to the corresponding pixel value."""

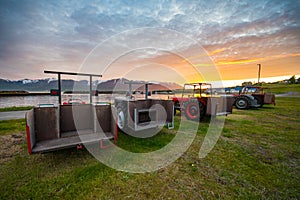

left=0, top=0, right=299, bottom=81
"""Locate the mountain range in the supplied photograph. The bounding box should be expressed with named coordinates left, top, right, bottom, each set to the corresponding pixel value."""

left=96, top=78, right=182, bottom=92
left=0, top=78, right=182, bottom=92
left=0, top=78, right=100, bottom=92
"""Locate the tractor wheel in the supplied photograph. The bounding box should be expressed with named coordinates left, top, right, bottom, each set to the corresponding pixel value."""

left=182, top=99, right=205, bottom=121
left=235, top=96, right=250, bottom=109
left=117, top=105, right=127, bottom=130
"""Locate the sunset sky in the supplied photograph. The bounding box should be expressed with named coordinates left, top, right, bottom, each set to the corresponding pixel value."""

left=0, top=0, right=299, bottom=86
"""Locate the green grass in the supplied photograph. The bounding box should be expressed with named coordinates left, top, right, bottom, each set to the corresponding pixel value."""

left=0, top=106, right=33, bottom=112
left=116, top=129, right=175, bottom=153
left=0, top=97, right=299, bottom=199
left=261, top=83, right=300, bottom=94
left=0, top=119, right=26, bottom=135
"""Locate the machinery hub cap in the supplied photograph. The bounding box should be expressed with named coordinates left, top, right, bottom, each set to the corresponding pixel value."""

left=237, top=99, right=246, bottom=106
left=117, top=110, right=125, bottom=129
left=189, top=105, right=198, bottom=116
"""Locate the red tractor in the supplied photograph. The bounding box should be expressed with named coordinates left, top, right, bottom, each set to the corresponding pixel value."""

left=173, top=83, right=234, bottom=121
left=245, top=86, right=275, bottom=106
left=233, top=86, right=275, bottom=109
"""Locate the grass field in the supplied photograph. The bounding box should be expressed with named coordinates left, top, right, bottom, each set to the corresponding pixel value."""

left=0, top=119, right=25, bottom=135
left=0, top=106, right=33, bottom=112
left=261, top=83, right=300, bottom=94
left=0, top=96, right=299, bottom=199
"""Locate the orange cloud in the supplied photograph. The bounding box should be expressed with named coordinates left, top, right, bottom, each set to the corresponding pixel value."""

left=182, top=48, right=227, bottom=63
left=208, top=48, right=227, bottom=56
left=194, top=63, right=215, bottom=67
left=216, top=53, right=300, bottom=65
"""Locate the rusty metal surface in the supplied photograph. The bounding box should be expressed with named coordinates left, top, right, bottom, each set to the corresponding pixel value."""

left=34, top=107, right=59, bottom=142
left=28, top=103, right=118, bottom=153
left=127, top=99, right=173, bottom=127
left=94, top=104, right=111, bottom=133
left=206, top=98, right=218, bottom=115
left=264, top=94, right=275, bottom=104
left=152, top=100, right=173, bottom=123
left=223, top=96, right=235, bottom=113
left=32, top=132, right=114, bottom=153
left=206, top=96, right=234, bottom=115
left=60, top=104, right=93, bottom=132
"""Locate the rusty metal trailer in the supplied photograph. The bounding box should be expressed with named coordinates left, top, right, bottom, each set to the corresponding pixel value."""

left=26, top=70, right=118, bottom=154
left=115, top=81, right=174, bottom=133
left=26, top=71, right=175, bottom=154
left=26, top=103, right=117, bottom=154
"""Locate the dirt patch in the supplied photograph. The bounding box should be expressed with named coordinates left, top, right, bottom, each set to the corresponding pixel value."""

left=0, top=133, right=25, bottom=164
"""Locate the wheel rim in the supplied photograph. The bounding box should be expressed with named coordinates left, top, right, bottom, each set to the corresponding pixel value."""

left=186, top=103, right=199, bottom=119
left=237, top=99, right=247, bottom=108
left=117, top=110, right=125, bottom=129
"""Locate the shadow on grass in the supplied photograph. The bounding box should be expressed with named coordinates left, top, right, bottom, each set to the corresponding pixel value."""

left=259, top=106, right=276, bottom=110
left=115, top=130, right=175, bottom=153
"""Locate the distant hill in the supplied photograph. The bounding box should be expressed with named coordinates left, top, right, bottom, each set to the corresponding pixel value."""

left=97, top=78, right=182, bottom=93
left=97, top=78, right=131, bottom=92
left=0, top=78, right=98, bottom=91
left=0, top=78, right=182, bottom=93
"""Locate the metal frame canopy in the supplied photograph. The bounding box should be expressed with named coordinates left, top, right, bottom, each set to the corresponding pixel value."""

left=182, top=83, right=212, bottom=98
left=124, top=81, right=153, bottom=100
left=44, top=70, right=102, bottom=104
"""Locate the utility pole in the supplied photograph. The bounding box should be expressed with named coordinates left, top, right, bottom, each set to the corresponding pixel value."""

left=257, top=64, right=261, bottom=84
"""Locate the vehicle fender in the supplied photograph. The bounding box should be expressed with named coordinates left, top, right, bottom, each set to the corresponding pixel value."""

left=241, top=94, right=259, bottom=106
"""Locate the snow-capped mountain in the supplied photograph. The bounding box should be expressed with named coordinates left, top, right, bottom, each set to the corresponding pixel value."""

left=0, top=77, right=182, bottom=92
left=22, top=79, right=39, bottom=84
left=0, top=78, right=99, bottom=91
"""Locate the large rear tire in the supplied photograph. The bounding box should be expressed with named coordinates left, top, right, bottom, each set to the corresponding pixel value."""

left=182, top=99, right=205, bottom=121
left=235, top=96, right=250, bottom=109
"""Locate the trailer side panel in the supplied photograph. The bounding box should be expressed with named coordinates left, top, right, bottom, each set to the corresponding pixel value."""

left=34, top=107, right=59, bottom=141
